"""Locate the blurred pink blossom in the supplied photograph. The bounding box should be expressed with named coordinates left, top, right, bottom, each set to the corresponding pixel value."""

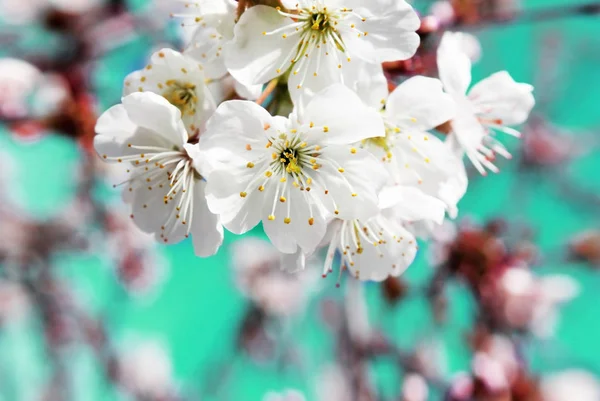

left=541, top=370, right=600, bottom=401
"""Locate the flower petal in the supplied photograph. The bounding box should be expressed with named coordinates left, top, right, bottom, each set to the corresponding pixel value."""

left=348, top=221, right=417, bottom=282
left=301, top=84, right=385, bottom=145
left=225, top=5, right=297, bottom=87
left=379, top=185, right=446, bottom=224
left=343, top=60, right=388, bottom=111
left=94, top=103, right=138, bottom=158
left=262, top=184, right=327, bottom=254
left=191, top=180, right=224, bottom=257
left=437, top=32, right=472, bottom=96
left=343, top=0, right=420, bottom=63
left=205, top=169, right=262, bottom=234
left=317, top=146, right=388, bottom=220
left=122, top=92, right=188, bottom=147
left=468, top=71, right=535, bottom=126
left=386, top=76, right=456, bottom=131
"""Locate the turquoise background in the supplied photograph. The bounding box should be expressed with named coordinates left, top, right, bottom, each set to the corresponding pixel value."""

left=1, top=0, right=600, bottom=399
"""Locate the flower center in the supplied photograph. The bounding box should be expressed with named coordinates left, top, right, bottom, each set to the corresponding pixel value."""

left=162, top=81, right=197, bottom=117
left=270, top=132, right=317, bottom=177
left=308, top=11, right=333, bottom=33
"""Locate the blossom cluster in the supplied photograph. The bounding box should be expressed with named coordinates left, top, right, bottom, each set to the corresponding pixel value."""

left=94, top=0, right=535, bottom=282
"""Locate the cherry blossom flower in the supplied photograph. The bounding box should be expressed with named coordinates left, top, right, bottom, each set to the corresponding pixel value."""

left=349, top=62, right=466, bottom=217
left=437, top=31, right=535, bottom=174
left=123, top=48, right=215, bottom=133
left=322, top=185, right=446, bottom=282
left=173, top=0, right=237, bottom=79
left=171, top=0, right=263, bottom=99
left=225, top=0, right=421, bottom=104
left=201, top=84, right=387, bottom=255
left=94, top=91, right=223, bottom=256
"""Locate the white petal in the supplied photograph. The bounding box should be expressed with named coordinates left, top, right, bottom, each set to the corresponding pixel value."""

left=379, top=185, right=446, bottom=224
left=288, top=45, right=343, bottom=110
left=204, top=169, right=262, bottom=234
left=262, top=183, right=327, bottom=254
left=202, top=99, right=273, bottom=153
left=437, top=32, right=472, bottom=95
left=386, top=76, right=456, bottom=131
left=94, top=103, right=138, bottom=158
left=190, top=180, right=224, bottom=257
left=234, top=79, right=263, bottom=100
left=185, top=26, right=229, bottom=80
left=348, top=222, right=417, bottom=281
left=225, top=6, right=297, bottom=87
left=343, top=60, right=388, bottom=111
left=344, top=0, right=421, bottom=63
left=125, top=49, right=216, bottom=132
left=130, top=187, right=170, bottom=235
left=301, top=84, right=385, bottom=145
left=468, top=71, right=535, bottom=126
left=122, top=92, right=188, bottom=147
left=317, top=146, right=388, bottom=220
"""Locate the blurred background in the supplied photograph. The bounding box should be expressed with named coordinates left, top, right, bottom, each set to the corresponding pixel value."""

left=1, top=0, right=600, bottom=400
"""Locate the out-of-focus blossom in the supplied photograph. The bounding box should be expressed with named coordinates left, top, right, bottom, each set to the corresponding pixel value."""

left=402, top=373, right=429, bottom=401
left=231, top=237, right=318, bottom=317
left=263, top=389, right=306, bottom=401
left=119, top=339, right=176, bottom=399
left=437, top=32, right=535, bottom=174
left=472, top=335, right=519, bottom=392
left=0, top=58, right=68, bottom=119
left=541, top=370, right=600, bottom=401
left=430, top=1, right=456, bottom=26
left=104, top=208, right=168, bottom=297
left=413, top=339, right=448, bottom=378
left=316, top=364, right=352, bottom=401
left=0, top=0, right=101, bottom=25
left=521, top=116, right=580, bottom=168
left=499, top=266, right=579, bottom=337
left=426, top=220, right=458, bottom=266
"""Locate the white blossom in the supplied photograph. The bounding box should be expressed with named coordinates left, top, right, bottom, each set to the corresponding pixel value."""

left=231, top=237, right=318, bottom=317
left=322, top=185, right=446, bottom=282
left=94, top=91, right=223, bottom=257
left=172, top=0, right=263, bottom=99
left=200, top=84, right=388, bottom=255
left=123, top=48, right=216, bottom=133
left=349, top=61, right=466, bottom=218
left=225, top=0, right=420, bottom=104
left=437, top=31, right=535, bottom=174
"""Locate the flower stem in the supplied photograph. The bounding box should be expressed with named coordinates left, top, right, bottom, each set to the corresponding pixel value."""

left=255, top=78, right=279, bottom=107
